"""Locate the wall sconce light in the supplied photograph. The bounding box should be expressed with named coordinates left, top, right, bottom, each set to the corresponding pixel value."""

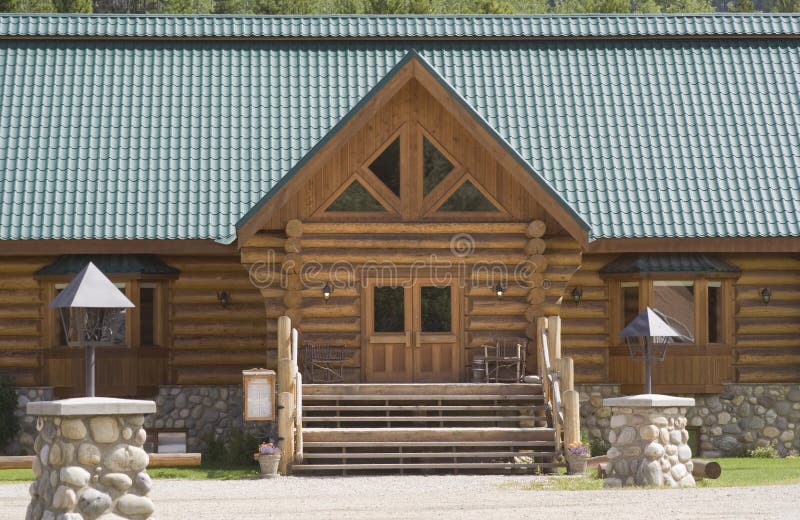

left=571, top=287, right=583, bottom=305
left=322, top=282, right=333, bottom=303
left=761, top=287, right=771, bottom=306
left=217, top=291, right=230, bottom=308
left=494, top=283, right=505, bottom=301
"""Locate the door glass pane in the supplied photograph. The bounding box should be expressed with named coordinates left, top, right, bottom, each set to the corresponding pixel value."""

left=368, top=138, right=401, bottom=196
left=421, top=286, right=451, bottom=333
left=422, top=137, right=454, bottom=196
left=621, top=282, right=639, bottom=330
left=374, top=286, right=404, bottom=333
left=438, top=180, right=499, bottom=212
left=140, top=286, right=156, bottom=346
left=653, top=281, right=695, bottom=341
left=708, top=282, right=722, bottom=343
left=327, top=180, right=387, bottom=212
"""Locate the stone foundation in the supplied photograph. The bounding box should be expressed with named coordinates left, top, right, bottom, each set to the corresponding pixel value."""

left=146, top=385, right=271, bottom=453
left=577, top=383, right=800, bottom=457
left=26, top=397, right=156, bottom=520
left=603, top=395, right=696, bottom=488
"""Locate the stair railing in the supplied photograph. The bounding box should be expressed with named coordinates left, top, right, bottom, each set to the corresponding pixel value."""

left=536, top=315, right=581, bottom=459
left=538, top=321, right=564, bottom=456
left=277, top=316, right=303, bottom=474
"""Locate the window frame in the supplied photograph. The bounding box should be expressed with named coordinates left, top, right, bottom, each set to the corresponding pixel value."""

left=609, top=276, right=734, bottom=347
left=48, top=278, right=167, bottom=349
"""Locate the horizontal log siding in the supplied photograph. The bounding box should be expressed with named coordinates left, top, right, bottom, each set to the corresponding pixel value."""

left=731, top=254, right=800, bottom=383
left=0, top=257, right=49, bottom=386
left=166, top=256, right=268, bottom=385
left=559, top=254, right=613, bottom=384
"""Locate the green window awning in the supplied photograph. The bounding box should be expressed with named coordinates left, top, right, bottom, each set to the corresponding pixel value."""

left=34, top=254, right=180, bottom=279
left=600, top=254, right=740, bottom=277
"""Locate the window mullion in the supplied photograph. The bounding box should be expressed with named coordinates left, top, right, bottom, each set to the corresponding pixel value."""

left=128, top=279, right=139, bottom=349
left=695, top=278, right=708, bottom=346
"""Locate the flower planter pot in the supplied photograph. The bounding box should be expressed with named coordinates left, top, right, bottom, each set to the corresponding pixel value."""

left=258, top=453, right=282, bottom=478
left=565, top=454, right=589, bottom=475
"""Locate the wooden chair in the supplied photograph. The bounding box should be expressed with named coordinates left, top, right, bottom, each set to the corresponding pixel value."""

left=301, top=342, right=351, bottom=383
left=481, top=337, right=527, bottom=383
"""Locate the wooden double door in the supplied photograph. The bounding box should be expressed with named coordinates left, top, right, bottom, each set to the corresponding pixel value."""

left=364, top=278, right=461, bottom=382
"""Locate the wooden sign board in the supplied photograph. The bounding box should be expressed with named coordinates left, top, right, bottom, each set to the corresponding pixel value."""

left=242, top=369, right=276, bottom=421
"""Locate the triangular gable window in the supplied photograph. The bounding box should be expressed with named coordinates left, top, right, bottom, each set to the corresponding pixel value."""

left=326, top=179, right=388, bottom=212
left=438, top=180, right=500, bottom=212
left=422, top=137, right=454, bottom=196
left=368, top=138, right=401, bottom=197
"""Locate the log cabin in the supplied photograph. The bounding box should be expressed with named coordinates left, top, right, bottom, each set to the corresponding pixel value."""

left=0, top=14, right=798, bottom=465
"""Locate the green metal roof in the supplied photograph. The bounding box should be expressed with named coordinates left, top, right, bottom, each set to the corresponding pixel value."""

left=600, top=254, right=741, bottom=275
left=2, top=14, right=800, bottom=40
left=34, top=254, right=180, bottom=277
left=1, top=14, right=799, bottom=242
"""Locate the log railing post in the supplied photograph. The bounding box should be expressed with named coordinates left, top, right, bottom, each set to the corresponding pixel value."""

left=277, top=391, right=295, bottom=475
left=277, top=316, right=295, bottom=395
left=536, top=317, right=548, bottom=380
left=558, top=357, right=574, bottom=394
left=546, top=315, right=561, bottom=365
left=276, top=316, right=300, bottom=474
left=563, top=389, right=580, bottom=447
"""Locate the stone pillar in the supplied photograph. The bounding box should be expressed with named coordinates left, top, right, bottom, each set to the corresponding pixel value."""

left=602, top=394, right=696, bottom=488
left=26, top=397, right=156, bottom=520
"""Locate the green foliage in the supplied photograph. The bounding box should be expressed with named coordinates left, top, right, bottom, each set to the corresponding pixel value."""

left=588, top=436, right=610, bottom=458
left=201, top=429, right=260, bottom=467
left=0, top=376, right=20, bottom=455
left=0, top=0, right=20, bottom=12
left=659, top=0, right=715, bottom=12
left=727, top=0, right=755, bottom=11
left=53, top=0, right=92, bottom=11
left=554, top=0, right=630, bottom=13
left=771, top=0, right=800, bottom=11
left=748, top=444, right=779, bottom=459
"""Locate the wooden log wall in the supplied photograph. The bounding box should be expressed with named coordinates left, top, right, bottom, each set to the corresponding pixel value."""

left=730, top=254, right=800, bottom=383
left=165, top=256, right=269, bottom=385
left=0, top=257, right=49, bottom=386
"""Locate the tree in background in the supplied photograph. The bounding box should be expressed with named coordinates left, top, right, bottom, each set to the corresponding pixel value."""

left=53, top=0, right=92, bottom=11
left=727, top=0, right=754, bottom=9
left=555, top=0, right=630, bottom=12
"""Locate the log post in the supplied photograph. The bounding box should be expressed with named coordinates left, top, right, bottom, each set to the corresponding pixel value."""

left=558, top=357, right=574, bottom=393
left=295, top=372, right=304, bottom=465
left=546, top=315, right=561, bottom=363
left=536, top=317, right=548, bottom=379
left=277, top=316, right=295, bottom=395
left=563, top=389, right=580, bottom=446
left=277, top=391, right=295, bottom=475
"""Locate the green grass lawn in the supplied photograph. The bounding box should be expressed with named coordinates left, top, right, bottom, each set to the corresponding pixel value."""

left=0, top=464, right=260, bottom=483
left=511, top=457, right=800, bottom=491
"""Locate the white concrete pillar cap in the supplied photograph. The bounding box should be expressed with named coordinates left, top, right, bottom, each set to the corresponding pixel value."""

left=602, top=394, right=695, bottom=408
left=27, top=397, right=156, bottom=416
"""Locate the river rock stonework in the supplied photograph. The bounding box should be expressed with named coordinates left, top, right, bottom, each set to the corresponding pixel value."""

left=146, top=385, right=271, bottom=453
left=26, top=398, right=156, bottom=520
left=602, top=395, right=696, bottom=488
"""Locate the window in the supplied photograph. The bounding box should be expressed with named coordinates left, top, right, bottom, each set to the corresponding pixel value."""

left=437, top=180, right=500, bottom=212
left=620, top=282, right=639, bottom=330
left=707, top=282, right=722, bottom=344
left=420, top=286, right=451, bottom=333
left=373, top=286, right=405, bottom=333
left=422, top=136, right=454, bottom=196
left=326, top=179, right=388, bottom=212
left=368, top=138, right=401, bottom=196
left=653, top=281, right=695, bottom=340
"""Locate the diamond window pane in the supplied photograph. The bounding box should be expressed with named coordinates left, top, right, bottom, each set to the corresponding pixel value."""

left=368, top=138, right=401, bottom=196
left=422, top=137, right=454, bottom=196
left=438, top=180, right=499, bottom=212
left=327, top=180, right=387, bottom=212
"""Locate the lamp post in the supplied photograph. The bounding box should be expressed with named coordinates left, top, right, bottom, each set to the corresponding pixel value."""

left=48, top=262, right=135, bottom=397
left=619, top=307, right=686, bottom=394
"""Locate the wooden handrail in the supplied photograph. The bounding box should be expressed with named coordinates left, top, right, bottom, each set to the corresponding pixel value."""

left=540, top=326, right=564, bottom=456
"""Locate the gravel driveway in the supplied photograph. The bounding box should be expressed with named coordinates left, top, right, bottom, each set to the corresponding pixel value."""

left=2, top=476, right=798, bottom=519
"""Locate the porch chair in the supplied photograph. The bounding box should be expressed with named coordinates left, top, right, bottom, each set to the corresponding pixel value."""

left=300, top=342, right=351, bottom=383
left=481, top=337, right=528, bottom=383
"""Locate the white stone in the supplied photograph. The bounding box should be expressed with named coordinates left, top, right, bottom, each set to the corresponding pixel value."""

left=640, top=425, right=659, bottom=441
left=678, top=474, right=697, bottom=487
left=604, top=394, right=695, bottom=408
left=606, top=447, right=622, bottom=460
left=134, top=429, right=146, bottom=446
left=77, top=443, right=101, bottom=466
left=686, top=460, right=694, bottom=474
left=603, top=477, right=622, bottom=488
left=623, top=446, right=642, bottom=457
left=669, top=430, right=682, bottom=445
left=58, top=514, right=84, bottom=520
left=115, top=494, right=155, bottom=516
left=104, top=445, right=149, bottom=473
left=89, top=418, right=119, bottom=444
left=675, top=416, right=688, bottom=429
left=134, top=471, right=152, bottom=494
left=610, top=414, right=628, bottom=429
left=49, top=443, right=64, bottom=466
left=640, top=460, right=663, bottom=487
left=125, top=415, right=145, bottom=427
left=717, top=412, right=731, bottom=425
left=28, top=398, right=156, bottom=417
left=50, top=469, right=60, bottom=488
left=60, top=466, right=90, bottom=488
left=677, top=445, right=692, bottom=462
left=614, top=460, right=630, bottom=477
left=39, top=444, right=50, bottom=466
left=121, top=427, right=132, bottom=440
left=618, top=427, right=638, bottom=445
left=659, top=428, right=670, bottom=444
left=652, top=416, right=669, bottom=428
left=43, top=511, right=55, bottom=520
left=32, top=457, right=42, bottom=478
left=53, top=486, right=77, bottom=510
left=608, top=430, right=617, bottom=444
left=99, top=473, right=132, bottom=492
left=77, top=488, right=112, bottom=517
left=644, top=442, right=665, bottom=459
left=61, top=419, right=87, bottom=440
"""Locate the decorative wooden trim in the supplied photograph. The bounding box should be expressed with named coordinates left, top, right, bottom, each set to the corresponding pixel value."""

left=601, top=271, right=740, bottom=280
left=424, top=172, right=511, bottom=218
left=0, top=240, right=236, bottom=256
left=312, top=173, right=401, bottom=219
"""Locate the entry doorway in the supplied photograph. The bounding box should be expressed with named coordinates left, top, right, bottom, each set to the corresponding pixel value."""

left=363, top=278, right=461, bottom=382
